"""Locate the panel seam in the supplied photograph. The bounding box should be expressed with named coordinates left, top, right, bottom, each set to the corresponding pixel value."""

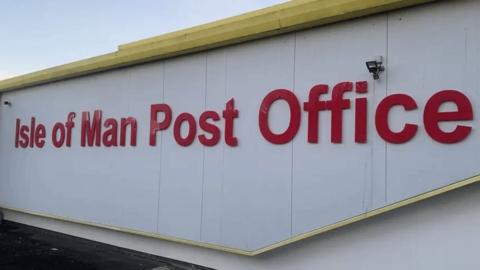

left=200, top=52, right=208, bottom=241
left=291, top=32, right=297, bottom=236
left=156, top=63, right=166, bottom=234
left=220, top=49, right=228, bottom=245
left=384, top=12, right=389, bottom=203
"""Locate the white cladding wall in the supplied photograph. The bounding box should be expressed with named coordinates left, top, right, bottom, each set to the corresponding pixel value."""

left=1, top=0, right=480, bottom=252
left=5, top=180, right=480, bottom=270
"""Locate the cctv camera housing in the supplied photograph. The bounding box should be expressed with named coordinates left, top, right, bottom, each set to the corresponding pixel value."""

left=374, top=55, right=383, bottom=64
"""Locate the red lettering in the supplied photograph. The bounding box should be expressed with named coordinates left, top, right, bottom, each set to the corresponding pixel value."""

left=223, top=99, right=239, bottom=147
left=52, top=123, right=65, bottom=148
left=355, top=81, right=368, bottom=94
left=35, top=124, right=46, bottom=148
left=326, top=82, right=352, bottom=143
left=198, top=111, right=221, bottom=147
left=174, top=113, right=196, bottom=147
left=103, top=118, right=118, bottom=147
left=303, top=84, right=328, bottom=143
left=120, top=117, right=137, bottom=147
left=65, top=112, right=75, bottom=147
left=375, top=94, right=418, bottom=144
left=424, top=90, right=473, bottom=144
left=19, top=125, right=29, bottom=148
left=150, top=104, right=172, bottom=146
left=15, top=118, right=20, bottom=148
left=259, top=89, right=301, bottom=145
left=11, top=85, right=475, bottom=150
left=355, top=81, right=368, bottom=143
left=15, top=118, right=45, bottom=148
left=29, top=117, right=36, bottom=148
left=81, top=110, right=102, bottom=147
left=355, top=98, right=368, bottom=143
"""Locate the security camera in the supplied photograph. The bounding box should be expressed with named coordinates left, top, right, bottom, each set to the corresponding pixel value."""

left=366, top=56, right=385, bottom=80
left=374, top=55, right=383, bottom=64
left=3, top=100, right=11, bottom=106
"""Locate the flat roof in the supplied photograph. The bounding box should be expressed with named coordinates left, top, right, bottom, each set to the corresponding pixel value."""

left=0, top=0, right=438, bottom=93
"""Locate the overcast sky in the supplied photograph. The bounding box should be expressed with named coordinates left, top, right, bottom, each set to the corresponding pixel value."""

left=0, top=0, right=288, bottom=80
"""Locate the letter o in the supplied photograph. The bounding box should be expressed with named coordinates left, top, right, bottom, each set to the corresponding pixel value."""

left=174, top=113, right=197, bottom=147
left=259, top=89, right=301, bottom=144
left=52, top=122, right=66, bottom=148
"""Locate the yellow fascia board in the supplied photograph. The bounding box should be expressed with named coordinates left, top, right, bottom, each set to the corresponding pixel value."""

left=0, top=0, right=438, bottom=92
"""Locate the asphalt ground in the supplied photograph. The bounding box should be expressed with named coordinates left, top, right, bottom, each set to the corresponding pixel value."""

left=0, top=220, right=212, bottom=270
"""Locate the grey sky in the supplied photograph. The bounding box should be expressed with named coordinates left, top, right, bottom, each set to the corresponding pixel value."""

left=0, top=0, right=289, bottom=80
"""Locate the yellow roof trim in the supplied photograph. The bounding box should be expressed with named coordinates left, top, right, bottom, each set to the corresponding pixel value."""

left=0, top=0, right=438, bottom=92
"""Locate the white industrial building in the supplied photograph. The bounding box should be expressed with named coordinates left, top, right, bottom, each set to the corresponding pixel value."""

left=1, top=0, right=480, bottom=269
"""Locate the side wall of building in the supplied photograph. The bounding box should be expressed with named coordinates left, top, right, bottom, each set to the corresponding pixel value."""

left=5, top=181, right=480, bottom=270
left=1, top=0, right=480, bottom=267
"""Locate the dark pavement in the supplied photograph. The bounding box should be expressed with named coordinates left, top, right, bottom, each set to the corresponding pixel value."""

left=0, top=220, right=212, bottom=270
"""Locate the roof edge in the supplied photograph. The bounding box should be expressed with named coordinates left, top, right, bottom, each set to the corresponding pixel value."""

left=0, top=0, right=438, bottom=92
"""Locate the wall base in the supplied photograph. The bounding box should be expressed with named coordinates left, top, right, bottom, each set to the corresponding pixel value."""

left=4, top=181, right=480, bottom=270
